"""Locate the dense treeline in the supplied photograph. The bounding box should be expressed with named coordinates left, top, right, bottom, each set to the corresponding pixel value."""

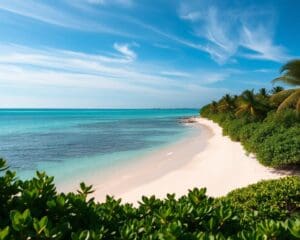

left=201, top=59, right=300, bottom=168
left=200, top=90, right=300, bottom=168
left=0, top=159, right=300, bottom=239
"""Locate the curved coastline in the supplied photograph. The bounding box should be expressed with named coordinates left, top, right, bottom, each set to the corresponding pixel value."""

left=87, top=120, right=209, bottom=202
left=84, top=117, right=285, bottom=204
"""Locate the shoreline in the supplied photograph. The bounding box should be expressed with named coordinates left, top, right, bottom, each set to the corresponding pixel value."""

left=55, top=118, right=200, bottom=193
left=90, top=120, right=207, bottom=201
left=84, top=117, right=285, bottom=204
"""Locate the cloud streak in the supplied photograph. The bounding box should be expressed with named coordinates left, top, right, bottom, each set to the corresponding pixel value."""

left=179, top=2, right=290, bottom=64
left=0, top=0, right=291, bottom=65
left=85, top=0, right=133, bottom=7
left=0, top=44, right=228, bottom=108
left=0, top=0, right=134, bottom=37
left=113, top=43, right=137, bottom=61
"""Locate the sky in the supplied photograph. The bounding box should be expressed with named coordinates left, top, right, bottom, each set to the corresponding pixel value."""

left=0, top=0, right=299, bottom=108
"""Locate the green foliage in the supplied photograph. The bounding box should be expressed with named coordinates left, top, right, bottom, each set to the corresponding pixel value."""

left=255, top=126, right=300, bottom=166
left=0, top=159, right=300, bottom=239
left=201, top=88, right=300, bottom=168
left=225, top=177, right=300, bottom=221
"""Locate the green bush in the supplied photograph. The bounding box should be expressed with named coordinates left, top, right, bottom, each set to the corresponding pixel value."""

left=256, top=127, right=300, bottom=166
left=224, top=177, right=300, bottom=221
left=0, top=159, right=300, bottom=239
left=222, top=118, right=253, bottom=141
left=264, top=110, right=300, bottom=128
left=238, top=122, right=259, bottom=142
left=243, top=121, right=279, bottom=150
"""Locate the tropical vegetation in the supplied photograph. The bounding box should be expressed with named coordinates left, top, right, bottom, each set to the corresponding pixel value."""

left=201, top=60, right=300, bottom=168
left=0, top=158, right=299, bottom=239
left=271, top=59, right=300, bottom=112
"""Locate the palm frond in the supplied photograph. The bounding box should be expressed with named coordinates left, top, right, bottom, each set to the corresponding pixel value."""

left=235, top=106, right=247, bottom=117
left=273, top=59, right=300, bottom=86
left=272, top=75, right=300, bottom=86
left=296, top=98, right=300, bottom=113
left=277, top=89, right=300, bottom=112
left=280, top=59, right=300, bottom=77
left=270, top=89, right=296, bottom=106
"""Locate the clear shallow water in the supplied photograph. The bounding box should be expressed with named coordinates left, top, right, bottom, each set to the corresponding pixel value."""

left=0, top=109, right=198, bottom=183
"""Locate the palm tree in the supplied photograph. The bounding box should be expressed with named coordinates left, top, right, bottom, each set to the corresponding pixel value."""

left=218, top=94, right=235, bottom=112
left=270, top=89, right=300, bottom=112
left=256, top=88, right=270, bottom=107
left=209, top=101, right=218, bottom=113
left=271, top=59, right=300, bottom=113
left=258, top=88, right=268, bottom=98
left=271, top=86, right=284, bottom=94
left=272, top=59, right=300, bottom=86
left=235, top=90, right=267, bottom=118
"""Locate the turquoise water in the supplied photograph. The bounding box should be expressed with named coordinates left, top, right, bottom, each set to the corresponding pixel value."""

left=0, top=109, right=198, bottom=183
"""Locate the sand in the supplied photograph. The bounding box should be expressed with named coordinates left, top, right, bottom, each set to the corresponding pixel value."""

left=91, top=117, right=285, bottom=204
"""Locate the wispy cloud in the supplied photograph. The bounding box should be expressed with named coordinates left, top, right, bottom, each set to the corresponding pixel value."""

left=179, top=2, right=290, bottom=64
left=180, top=11, right=201, bottom=21
left=113, top=43, right=137, bottom=61
left=85, top=0, right=134, bottom=7
left=240, top=26, right=288, bottom=62
left=0, top=0, right=208, bottom=58
left=253, top=68, right=276, bottom=73
left=160, top=70, right=227, bottom=84
left=0, top=0, right=133, bottom=36
left=160, top=71, right=191, bottom=78
left=0, top=0, right=289, bottom=66
left=0, top=43, right=227, bottom=108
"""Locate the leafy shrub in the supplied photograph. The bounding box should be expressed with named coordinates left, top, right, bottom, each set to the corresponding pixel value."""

left=243, top=121, right=286, bottom=154
left=0, top=159, right=300, bottom=239
left=238, top=122, right=259, bottom=142
left=222, top=118, right=253, bottom=141
left=264, top=110, right=300, bottom=128
left=225, top=177, right=300, bottom=221
left=256, top=127, right=300, bottom=167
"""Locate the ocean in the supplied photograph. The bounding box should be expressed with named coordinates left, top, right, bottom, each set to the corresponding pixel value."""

left=0, top=109, right=198, bottom=184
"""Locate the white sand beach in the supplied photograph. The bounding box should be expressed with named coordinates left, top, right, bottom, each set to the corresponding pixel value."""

left=89, top=117, right=285, bottom=204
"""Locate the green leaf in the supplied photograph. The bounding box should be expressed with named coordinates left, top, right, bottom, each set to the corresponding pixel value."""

left=79, top=230, right=90, bottom=240
left=288, top=219, right=300, bottom=238
left=10, top=209, right=32, bottom=232
left=0, top=158, right=9, bottom=172
left=0, top=227, right=9, bottom=240
left=33, top=216, right=48, bottom=235
left=10, top=210, right=22, bottom=231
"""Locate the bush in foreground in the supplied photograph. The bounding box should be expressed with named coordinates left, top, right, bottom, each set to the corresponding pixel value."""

left=0, top=159, right=300, bottom=239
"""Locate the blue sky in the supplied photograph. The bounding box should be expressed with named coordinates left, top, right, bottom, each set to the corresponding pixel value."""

left=0, top=0, right=299, bottom=108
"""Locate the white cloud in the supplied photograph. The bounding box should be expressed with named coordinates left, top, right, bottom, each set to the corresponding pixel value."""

left=86, top=0, right=105, bottom=4
left=179, top=2, right=290, bottom=64
left=113, top=43, right=137, bottom=61
left=253, top=68, right=275, bottom=73
left=0, top=0, right=133, bottom=37
left=160, top=71, right=190, bottom=78
left=0, top=44, right=228, bottom=105
left=85, top=0, right=133, bottom=7
left=180, top=11, right=202, bottom=21
left=159, top=70, right=227, bottom=84
left=0, top=0, right=291, bottom=66
left=240, top=26, right=288, bottom=62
